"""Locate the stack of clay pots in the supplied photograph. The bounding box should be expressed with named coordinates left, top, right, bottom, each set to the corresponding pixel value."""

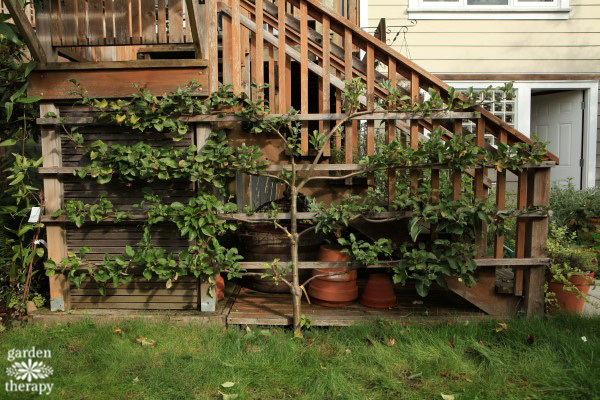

left=308, top=245, right=358, bottom=307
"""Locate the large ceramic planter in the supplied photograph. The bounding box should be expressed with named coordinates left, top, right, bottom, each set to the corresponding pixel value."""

left=547, top=272, right=595, bottom=314
left=360, top=273, right=397, bottom=309
left=309, top=245, right=358, bottom=307
left=239, top=223, right=322, bottom=293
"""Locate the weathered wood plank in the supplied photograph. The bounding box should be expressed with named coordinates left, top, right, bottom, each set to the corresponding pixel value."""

left=28, top=66, right=208, bottom=100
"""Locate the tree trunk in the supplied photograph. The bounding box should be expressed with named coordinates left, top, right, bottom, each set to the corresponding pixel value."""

left=290, top=186, right=302, bottom=334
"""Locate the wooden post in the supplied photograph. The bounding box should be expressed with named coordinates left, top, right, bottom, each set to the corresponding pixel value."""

left=523, top=167, right=551, bottom=316
left=386, top=57, right=397, bottom=208
left=195, top=123, right=217, bottom=312
left=523, top=168, right=550, bottom=317
left=514, top=170, right=528, bottom=295
left=41, top=103, right=69, bottom=311
left=366, top=44, right=375, bottom=185
left=474, top=118, right=487, bottom=257
left=409, top=72, right=419, bottom=193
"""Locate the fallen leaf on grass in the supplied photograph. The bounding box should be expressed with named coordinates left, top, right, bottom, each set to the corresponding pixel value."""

left=447, top=339, right=455, bottom=348
left=135, top=336, right=157, bottom=348
left=221, top=382, right=235, bottom=388
left=219, top=392, right=238, bottom=400
left=133, top=377, right=139, bottom=383
left=407, top=372, right=422, bottom=380
left=345, top=349, right=352, bottom=354
left=495, top=322, right=508, bottom=333
left=526, top=334, right=535, bottom=345
left=386, top=338, right=396, bottom=347
left=441, top=394, right=455, bottom=400
left=113, top=328, right=122, bottom=335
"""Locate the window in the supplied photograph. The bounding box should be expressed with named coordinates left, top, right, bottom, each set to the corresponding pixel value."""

left=460, top=88, right=517, bottom=147
left=408, top=0, right=570, bottom=19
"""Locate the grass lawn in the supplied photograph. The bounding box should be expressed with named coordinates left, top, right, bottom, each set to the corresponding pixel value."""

left=0, top=315, right=598, bottom=399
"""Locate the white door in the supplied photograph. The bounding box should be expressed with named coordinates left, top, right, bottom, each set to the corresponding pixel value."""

left=530, top=90, right=584, bottom=187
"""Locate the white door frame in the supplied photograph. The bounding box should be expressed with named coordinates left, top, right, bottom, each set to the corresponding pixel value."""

left=447, top=80, right=598, bottom=188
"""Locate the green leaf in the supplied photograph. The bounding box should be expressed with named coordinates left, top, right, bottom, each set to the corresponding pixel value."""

left=170, top=202, right=185, bottom=210
left=142, top=269, right=153, bottom=281
left=36, top=247, right=45, bottom=258
left=415, top=282, right=429, bottom=297
left=5, top=102, right=13, bottom=121
left=15, top=96, right=41, bottom=104
left=0, top=138, right=16, bottom=147
left=125, top=245, right=135, bottom=258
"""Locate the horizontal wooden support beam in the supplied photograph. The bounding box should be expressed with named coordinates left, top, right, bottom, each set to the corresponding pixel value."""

left=36, top=111, right=479, bottom=126
left=29, top=66, right=209, bottom=100
left=239, top=258, right=549, bottom=269
left=34, top=60, right=209, bottom=71
left=41, top=209, right=546, bottom=225
left=38, top=162, right=556, bottom=176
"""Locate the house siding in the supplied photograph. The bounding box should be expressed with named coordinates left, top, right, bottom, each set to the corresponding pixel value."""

left=368, top=0, right=600, bottom=74
left=369, top=0, right=600, bottom=187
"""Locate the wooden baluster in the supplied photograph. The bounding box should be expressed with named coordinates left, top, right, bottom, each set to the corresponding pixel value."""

left=495, top=130, right=508, bottom=259
left=253, top=0, right=264, bottom=100
left=321, top=15, right=331, bottom=157
left=157, top=0, right=167, bottom=43
left=49, top=0, right=62, bottom=47
left=277, top=0, right=287, bottom=113
left=231, top=0, right=242, bottom=93
left=141, top=0, right=156, bottom=43
left=207, top=0, right=218, bottom=91
left=62, top=0, right=77, bottom=46
left=475, top=118, right=487, bottom=258
left=169, top=0, right=184, bottom=43
left=344, top=27, right=353, bottom=183
left=514, top=170, right=528, bottom=296
left=300, top=0, right=309, bottom=154
left=268, top=39, right=275, bottom=109
left=410, top=72, right=420, bottom=193
left=114, top=0, right=130, bottom=44
left=452, top=119, right=462, bottom=200
left=221, top=11, right=232, bottom=85
left=366, top=44, right=375, bottom=185
left=88, top=0, right=104, bottom=45
left=387, top=58, right=397, bottom=208
left=336, top=88, right=342, bottom=151
left=131, top=0, right=141, bottom=44
left=104, top=0, right=115, bottom=45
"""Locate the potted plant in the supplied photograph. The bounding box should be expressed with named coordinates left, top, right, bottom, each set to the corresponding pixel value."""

left=545, top=223, right=598, bottom=314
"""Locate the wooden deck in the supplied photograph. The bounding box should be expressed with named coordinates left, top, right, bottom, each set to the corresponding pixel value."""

left=227, top=284, right=490, bottom=327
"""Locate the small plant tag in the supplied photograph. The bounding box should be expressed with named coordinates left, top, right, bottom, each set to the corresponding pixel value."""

left=28, top=207, right=41, bottom=223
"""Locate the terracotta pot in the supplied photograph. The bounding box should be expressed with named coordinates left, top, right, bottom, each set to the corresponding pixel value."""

left=308, top=278, right=358, bottom=307
left=360, top=273, right=397, bottom=309
left=314, top=245, right=355, bottom=282
left=217, top=273, right=225, bottom=302
left=547, top=272, right=595, bottom=314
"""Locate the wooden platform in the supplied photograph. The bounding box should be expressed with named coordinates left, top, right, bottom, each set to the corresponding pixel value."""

left=227, top=285, right=490, bottom=327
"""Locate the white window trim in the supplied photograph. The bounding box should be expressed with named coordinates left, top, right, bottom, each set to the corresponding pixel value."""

left=408, top=0, right=570, bottom=19
left=447, top=80, right=598, bottom=188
